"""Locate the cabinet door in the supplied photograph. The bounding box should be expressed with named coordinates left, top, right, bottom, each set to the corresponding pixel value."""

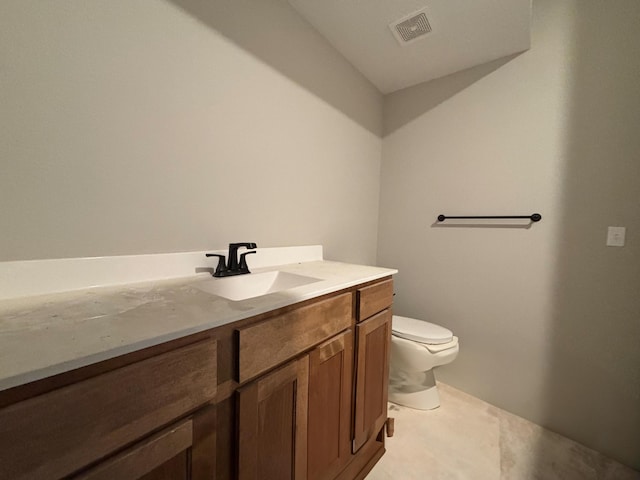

left=237, top=356, right=309, bottom=480
left=308, top=330, right=353, bottom=480
left=352, top=309, right=392, bottom=453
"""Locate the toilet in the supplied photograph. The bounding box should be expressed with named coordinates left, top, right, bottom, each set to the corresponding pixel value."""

left=389, top=315, right=459, bottom=410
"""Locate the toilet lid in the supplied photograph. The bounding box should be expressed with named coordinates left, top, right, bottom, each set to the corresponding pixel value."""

left=392, top=315, right=454, bottom=345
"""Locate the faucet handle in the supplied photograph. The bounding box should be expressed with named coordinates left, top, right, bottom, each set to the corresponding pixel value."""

left=238, top=251, right=256, bottom=273
left=205, top=253, right=227, bottom=277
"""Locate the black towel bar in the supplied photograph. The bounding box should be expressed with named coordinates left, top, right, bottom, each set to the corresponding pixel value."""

left=437, top=213, right=542, bottom=222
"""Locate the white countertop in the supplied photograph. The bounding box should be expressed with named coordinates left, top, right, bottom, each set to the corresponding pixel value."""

left=0, top=260, right=396, bottom=392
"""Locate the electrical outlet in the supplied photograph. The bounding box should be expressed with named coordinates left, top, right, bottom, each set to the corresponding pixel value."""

left=606, top=226, right=626, bottom=247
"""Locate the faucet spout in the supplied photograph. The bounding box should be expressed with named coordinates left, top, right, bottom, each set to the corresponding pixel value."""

left=226, top=242, right=257, bottom=274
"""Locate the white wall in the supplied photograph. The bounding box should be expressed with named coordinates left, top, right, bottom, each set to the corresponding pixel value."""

left=0, top=0, right=383, bottom=264
left=379, top=0, right=640, bottom=469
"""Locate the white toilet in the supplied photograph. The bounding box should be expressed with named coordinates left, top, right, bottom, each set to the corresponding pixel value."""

left=389, top=315, right=459, bottom=410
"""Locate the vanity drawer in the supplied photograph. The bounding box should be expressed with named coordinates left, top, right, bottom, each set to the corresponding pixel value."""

left=237, top=292, right=352, bottom=383
left=0, top=338, right=217, bottom=480
left=357, top=278, right=394, bottom=321
left=74, top=419, right=193, bottom=480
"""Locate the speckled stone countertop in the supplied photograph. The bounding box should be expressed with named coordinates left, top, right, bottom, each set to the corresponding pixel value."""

left=0, top=261, right=396, bottom=392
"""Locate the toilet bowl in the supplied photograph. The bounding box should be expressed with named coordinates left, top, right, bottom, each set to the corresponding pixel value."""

left=389, top=315, right=459, bottom=410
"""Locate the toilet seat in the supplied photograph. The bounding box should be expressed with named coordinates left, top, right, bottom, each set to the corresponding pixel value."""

left=392, top=333, right=458, bottom=353
left=392, top=315, right=453, bottom=345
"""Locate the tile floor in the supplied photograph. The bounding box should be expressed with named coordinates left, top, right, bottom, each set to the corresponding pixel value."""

left=367, top=383, right=640, bottom=480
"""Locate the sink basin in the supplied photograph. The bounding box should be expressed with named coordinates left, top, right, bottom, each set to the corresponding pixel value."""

left=194, top=271, right=322, bottom=301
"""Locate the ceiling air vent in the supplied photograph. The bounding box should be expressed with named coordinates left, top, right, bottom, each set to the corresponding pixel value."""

left=390, top=9, right=432, bottom=45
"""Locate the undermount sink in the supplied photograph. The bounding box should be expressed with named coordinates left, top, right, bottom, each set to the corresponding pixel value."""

left=194, top=270, right=322, bottom=301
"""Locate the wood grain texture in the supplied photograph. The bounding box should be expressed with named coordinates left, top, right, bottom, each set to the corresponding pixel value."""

left=214, top=396, right=236, bottom=480
left=191, top=403, right=217, bottom=480
left=353, top=309, right=392, bottom=453
left=74, top=420, right=193, bottom=480
left=211, top=288, right=357, bottom=392
left=237, top=356, right=309, bottom=480
left=0, top=331, right=214, bottom=409
left=333, top=435, right=384, bottom=480
left=356, top=279, right=393, bottom=322
left=0, top=339, right=217, bottom=480
left=308, top=330, right=353, bottom=480
left=237, top=293, right=352, bottom=383
left=139, top=450, right=189, bottom=480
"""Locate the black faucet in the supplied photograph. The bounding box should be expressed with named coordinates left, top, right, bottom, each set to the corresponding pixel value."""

left=227, top=242, right=257, bottom=272
left=206, top=242, right=257, bottom=277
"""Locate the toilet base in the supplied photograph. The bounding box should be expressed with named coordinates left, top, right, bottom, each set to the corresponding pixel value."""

left=388, top=369, right=441, bottom=410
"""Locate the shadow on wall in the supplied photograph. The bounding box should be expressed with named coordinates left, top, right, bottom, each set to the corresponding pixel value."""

left=166, top=0, right=383, bottom=136
left=377, top=0, right=640, bottom=473
left=540, top=0, right=640, bottom=471
left=383, top=53, right=522, bottom=137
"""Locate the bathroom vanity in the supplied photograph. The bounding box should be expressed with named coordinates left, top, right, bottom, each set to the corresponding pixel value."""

left=0, top=258, right=395, bottom=480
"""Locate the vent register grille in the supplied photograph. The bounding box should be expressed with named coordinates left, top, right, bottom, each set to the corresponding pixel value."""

left=390, top=10, right=432, bottom=45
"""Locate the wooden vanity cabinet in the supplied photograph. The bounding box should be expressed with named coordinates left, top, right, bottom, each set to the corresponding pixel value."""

left=352, top=279, right=394, bottom=455
left=307, top=329, right=354, bottom=480
left=236, top=329, right=355, bottom=480
left=352, top=309, right=392, bottom=453
left=237, top=356, right=310, bottom=480
left=75, top=418, right=194, bottom=480
left=231, top=276, right=394, bottom=480
left=234, top=293, right=354, bottom=480
left=355, top=279, right=393, bottom=322
left=0, top=275, right=394, bottom=480
left=0, top=335, right=218, bottom=480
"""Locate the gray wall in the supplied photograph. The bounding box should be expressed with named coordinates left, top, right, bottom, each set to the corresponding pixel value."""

left=378, top=0, right=640, bottom=469
left=0, top=0, right=383, bottom=264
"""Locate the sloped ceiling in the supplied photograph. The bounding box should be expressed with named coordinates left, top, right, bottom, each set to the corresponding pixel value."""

left=288, top=0, right=532, bottom=94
